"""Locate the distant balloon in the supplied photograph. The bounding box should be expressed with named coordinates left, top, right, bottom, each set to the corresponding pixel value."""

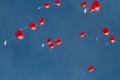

left=91, top=0, right=100, bottom=12
left=46, top=38, right=52, bottom=44
left=29, top=22, right=36, bottom=30
left=88, top=6, right=95, bottom=12
left=102, top=28, right=110, bottom=36
left=88, top=0, right=100, bottom=12
left=55, top=0, right=61, bottom=6
left=39, top=18, right=44, bottom=26
left=48, top=43, right=55, bottom=49
left=109, top=36, right=115, bottom=43
left=44, top=2, right=50, bottom=8
left=80, top=32, right=85, bottom=38
left=87, top=66, right=94, bottom=72
left=15, top=30, right=24, bottom=40
left=80, top=1, right=87, bottom=7
left=55, top=39, right=62, bottom=45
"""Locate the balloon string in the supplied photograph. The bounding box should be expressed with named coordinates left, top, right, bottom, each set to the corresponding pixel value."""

left=96, top=35, right=101, bottom=41
left=105, top=40, right=118, bottom=45
left=79, top=71, right=87, bottom=77
left=4, top=37, right=16, bottom=46
left=7, top=37, right=16, bottom=42
left=37, top=6, right=44, bottom=10
left=81, top=71, right=87, bottom=76
left=19, top=27, right=28, bottom=30
left=105, top=41, right=110, bottom=45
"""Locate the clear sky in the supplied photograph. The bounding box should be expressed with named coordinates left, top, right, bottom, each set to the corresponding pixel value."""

left=0, top=0, right=120, bottom=80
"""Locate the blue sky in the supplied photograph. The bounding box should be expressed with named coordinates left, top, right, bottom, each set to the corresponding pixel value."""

left=0, top=0, right=120, bottom=80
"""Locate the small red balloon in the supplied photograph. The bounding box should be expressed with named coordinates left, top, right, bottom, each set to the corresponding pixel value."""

left=48, top=43, right=55, bottom=49
left=55, top=39, right=62, bottom=45
left=87, top=66, right=94, bottom=72
left=80, top=32, right=85, bottom=38
left=29, top=22, right=36, bottom=30
left=55, top=0, right=61, bottom=6
left=91, top=0, right=100, bottom=12
left=46, top=38, right=52, bottom=44
left=102, top=28, right=110, bottom=36
left=15, top=30, right=24, bottom=40
left=109, top=36, right=115, bottom=43
left=88, top=6, right=95, bottom=12
left=44, top=2, right=50, bottom=8
left=80, top=1, right=87, bottom=7
left=39, top=18, right=44, bottom=26
left=88, top=0, right=100, bottom=12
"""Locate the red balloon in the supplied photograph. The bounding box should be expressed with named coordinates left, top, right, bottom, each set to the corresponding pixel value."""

left=102, top=28, right=110, bottom=36
left=87, top=66, right=94, bottom=72
left=46, top=38, right=52, bottom=44
left=39, top=18, right=44, bottom=26
left=88, top=6, right=95, bottom=12
left=44, top=2, right=50, bottom=8
left=48, top=43, right=55, bottom=49
left=15, top=30, right=24, bottom=40
left=91, top=0, right=100, bottom=12
left=109, top=36, right=115, bottom=43
left=55, top=0, right=61, bottom=6
left=55, top=39, right=62, bottom=45
left=80, top=32, right=85, bottom=38
left=28, top=22, right=36, bottom=30
left=80, top=1, right=87, bottom=7
left=88, top=0, right=100, bottom=12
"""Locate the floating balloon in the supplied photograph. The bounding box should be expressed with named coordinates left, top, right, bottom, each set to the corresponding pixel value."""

left=80, top=1, right=87, bottom=7
left=39, top=18, right=44, bottom=26
left=46, top=38, right=52, bottom=44
left=88, top=6, right=95, bottom=12
left=44, top=2, right=50, bottom=8
left=91, top=0, right=100, bottom=12
left=89, top=0, right=100, bottom=12
left=55, top=39, right=62, bottom=45
left=109, top=36, right=115, bottom=43
left=4, top=28, right=25, bottom=45
left=80, top=32, right=85, bottom=38
left=15, top=30, right=24, bottom=40
left=48, top=43, right=55, bottom=49
left=87, top=66, right=94, bottom=72
left=55, top=0, right=61, bottom=6
left=102, top=28, right=110, bottom=36
left=96, top=27, right=110, bottom=41
left=29, top=22, right=36, bottom=30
